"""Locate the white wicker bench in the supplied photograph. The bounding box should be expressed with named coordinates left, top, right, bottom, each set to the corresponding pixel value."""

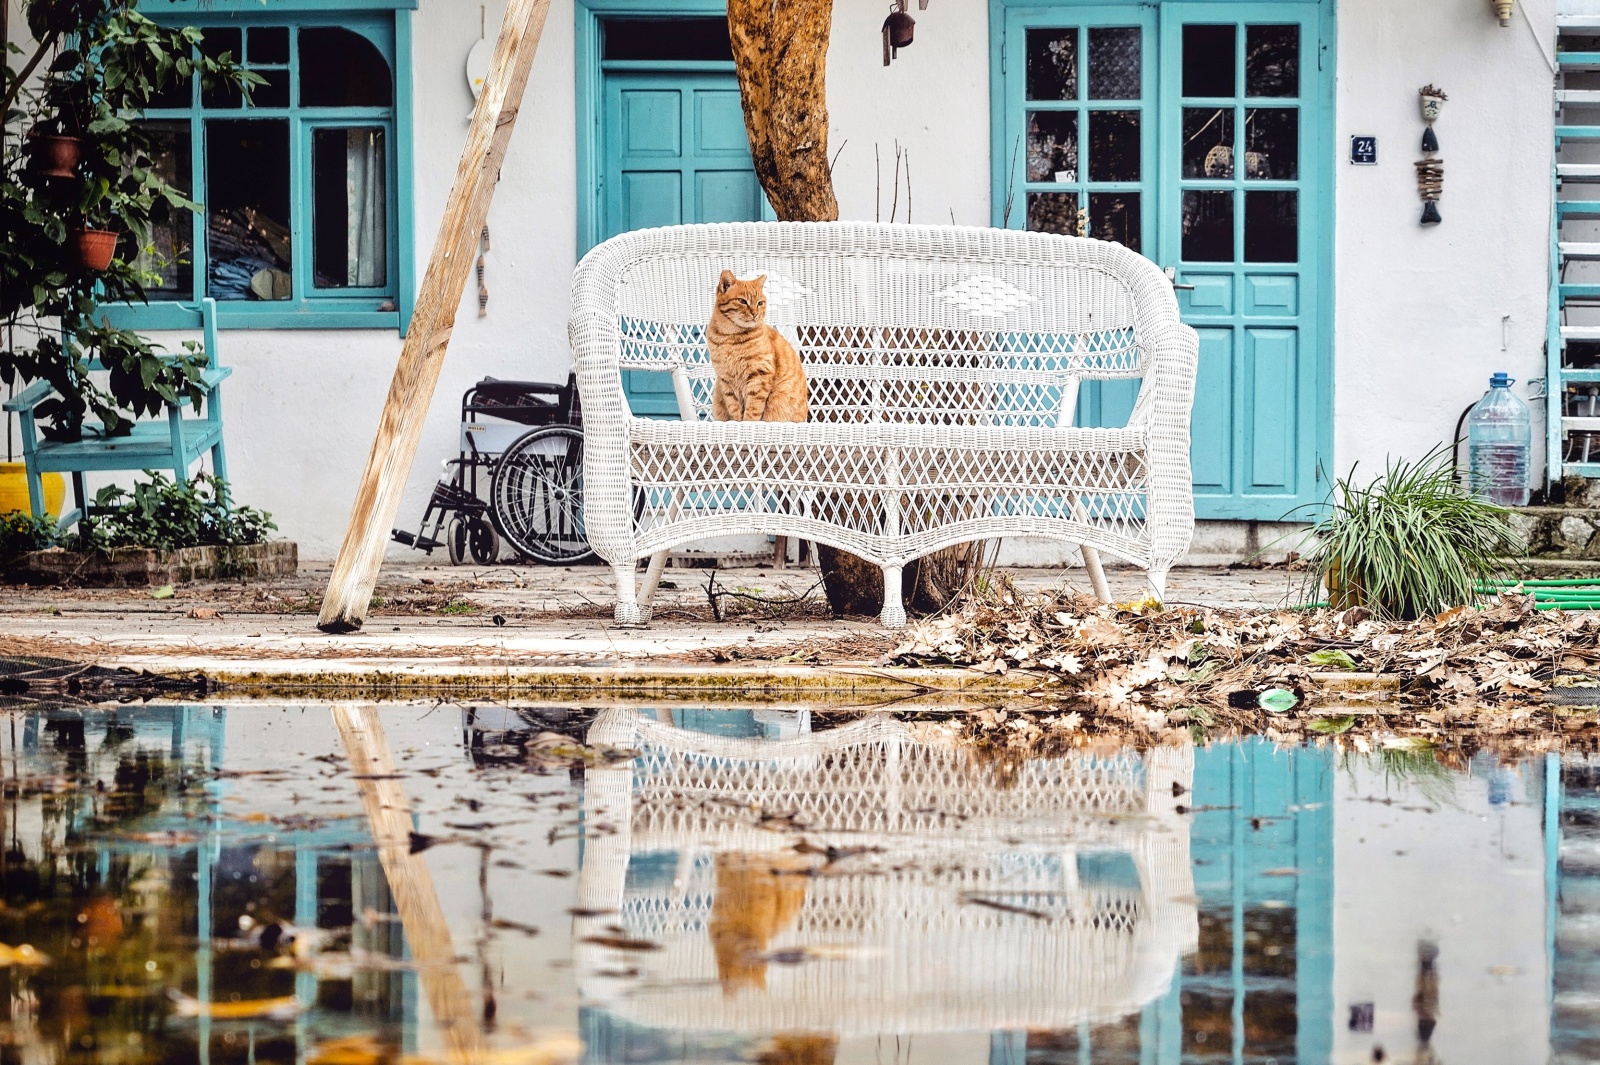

left=570, top=222, right=1199, bottom=628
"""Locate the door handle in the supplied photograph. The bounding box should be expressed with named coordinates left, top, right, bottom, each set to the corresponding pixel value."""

left=1163, top=266, right=1195, bottom=292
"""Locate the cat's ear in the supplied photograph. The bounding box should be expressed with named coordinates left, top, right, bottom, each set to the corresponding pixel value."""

left=752, top=274, right=768, bottom=290
left=718, top=269, right=738, bottom=292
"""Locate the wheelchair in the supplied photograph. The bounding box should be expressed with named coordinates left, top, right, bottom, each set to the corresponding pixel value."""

left=391, top=373, right=594, bottom=565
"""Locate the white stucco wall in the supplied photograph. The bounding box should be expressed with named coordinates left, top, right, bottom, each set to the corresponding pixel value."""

left=5, top=0, right=1563, bottom=560
left=1333, top=0, right=1555, bottom=489
left=1332, top=756, right=1551, bottom=1064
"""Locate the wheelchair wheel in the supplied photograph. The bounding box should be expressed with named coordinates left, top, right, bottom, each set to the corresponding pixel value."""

left=490, top=425, right=596, bottom=564
left=468, top=516, right=500, bottom=565
left=446, top=518, right=469, bottom=566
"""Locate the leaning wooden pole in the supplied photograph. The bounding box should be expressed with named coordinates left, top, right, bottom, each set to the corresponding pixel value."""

left=332, top=704, right=484, bottom=1065
left=319, top=0, right=551, bottom=632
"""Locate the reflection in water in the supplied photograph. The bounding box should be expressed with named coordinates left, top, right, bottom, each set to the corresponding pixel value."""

left=0, top=704, right=1580, bottom=1064
left=577, top=708, right=1196, bottom=1056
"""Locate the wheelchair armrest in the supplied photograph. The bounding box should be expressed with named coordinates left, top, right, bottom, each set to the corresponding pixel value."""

left=2, top=379, right=56, bottom=414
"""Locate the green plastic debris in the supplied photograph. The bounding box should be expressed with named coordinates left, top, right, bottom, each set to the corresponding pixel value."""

left=1257, top=688, right=1300, bottom=714
left=151, top=584, right=174, bottom=600
left=1307, top=648, right=1358, bottom=670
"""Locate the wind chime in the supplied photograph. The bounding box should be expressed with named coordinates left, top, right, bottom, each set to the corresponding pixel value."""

left=882, top=0, right=926, bottom=66
left=1415, top=85, right=1446, bottom=226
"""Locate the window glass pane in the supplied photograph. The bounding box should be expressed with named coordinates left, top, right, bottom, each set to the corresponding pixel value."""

left=205, top=119, right=292, bottom=301
left=1088, top=27, right=1141, bottom=101
left=1182, top=25, right=1236, bottom=97
left=1246, top=25, right=1299, bottom=97
left=602, top=18, right=732, bottom=62
left=1027, top=192, right=1083, bottom=236
left=1026, top=29, right=1077, bottom=101
left=1026, top=111, right=1078, bottom=183
left=313, top=128, right=388, bottom=289
left=1244, top=108, right=1297, bottom=179
left=1183, top=107, right=1233, bottom=179
left=1088, top=192, right=1139, bottom=252
left=200, top=29, right=243, bottom=109
left=299, top=28, right=393, bottom=107
left=248, top=26, right=290, bottom=65
left=135, top=121, right=193, bottom=296
left=249, top=70, right=290, bottom=109
left=1088, top=110, right=1139, bottom=182
left=1182, top=189, right=1234, bottom=262
left=1245, top=190, right=1297, bottom=262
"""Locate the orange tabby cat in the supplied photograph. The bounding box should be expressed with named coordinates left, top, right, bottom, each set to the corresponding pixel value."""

left=708, top=271, right=809, bottom=423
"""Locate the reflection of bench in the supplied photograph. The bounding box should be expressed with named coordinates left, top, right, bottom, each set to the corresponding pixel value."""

left=4, top=298, right=230, bottom=528
left=576, top=708, right=1198, bottom=1035
left=571, top=222, right=1200, bottom=628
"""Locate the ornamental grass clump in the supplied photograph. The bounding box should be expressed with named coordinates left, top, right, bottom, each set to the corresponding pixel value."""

left=1300, top=449, right=1519, bottom=621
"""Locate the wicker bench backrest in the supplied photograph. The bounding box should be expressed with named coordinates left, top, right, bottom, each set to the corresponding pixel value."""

left=581, top=223, right=1176, bottom=427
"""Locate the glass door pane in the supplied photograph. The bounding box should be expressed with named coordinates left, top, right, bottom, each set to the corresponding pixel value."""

left=1012, top=11, right=1154, bottom=253
left=1162, top=5, right=1317, bottom=521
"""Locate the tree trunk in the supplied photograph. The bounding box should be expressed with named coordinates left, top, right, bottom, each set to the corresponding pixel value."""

left=726, top=0, right=984, bottom=620
left=726, top=0, right=838, bottom=223
left=729, top=0, right=892, bottom=618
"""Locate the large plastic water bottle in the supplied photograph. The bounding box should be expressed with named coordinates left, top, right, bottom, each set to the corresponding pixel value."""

left=1467, top=373, right=1531, bottom=507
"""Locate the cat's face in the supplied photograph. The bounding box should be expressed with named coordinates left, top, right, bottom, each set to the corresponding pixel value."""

left=715, top=270, right=767, bottom=329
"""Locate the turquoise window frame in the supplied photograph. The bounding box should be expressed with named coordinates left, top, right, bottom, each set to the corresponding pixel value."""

left=100, top=1, right=418, bottom=334
left=988, top=0, right=1336, bottom=523
left=574, top=0, right=733, bottom=258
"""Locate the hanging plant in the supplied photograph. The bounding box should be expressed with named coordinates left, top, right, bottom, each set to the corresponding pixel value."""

left=1, top=1, right=260, bottom=439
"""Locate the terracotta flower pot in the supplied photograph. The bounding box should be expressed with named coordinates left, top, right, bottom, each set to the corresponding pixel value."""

left=69, top=228, right=119, bottom=271
left=33, top=134, right=83, bottom=179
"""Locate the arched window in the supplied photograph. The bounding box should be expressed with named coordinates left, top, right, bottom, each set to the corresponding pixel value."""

left=124, top=11, right=410, bottom=330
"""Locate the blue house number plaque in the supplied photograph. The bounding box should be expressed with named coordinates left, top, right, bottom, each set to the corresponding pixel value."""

left=1350, top=136, right=1378, bottom=165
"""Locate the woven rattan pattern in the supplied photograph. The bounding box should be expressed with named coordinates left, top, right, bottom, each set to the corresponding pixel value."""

left=571, top=223, right=1200, bottom=626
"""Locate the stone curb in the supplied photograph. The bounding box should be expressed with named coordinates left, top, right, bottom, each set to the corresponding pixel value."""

left=97, top=657, right=1406, bottom=701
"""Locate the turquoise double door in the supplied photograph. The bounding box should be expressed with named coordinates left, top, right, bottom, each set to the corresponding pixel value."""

left=998, top=1, right=1330, bottom=520
left=600, top=67, right=769, bottom=415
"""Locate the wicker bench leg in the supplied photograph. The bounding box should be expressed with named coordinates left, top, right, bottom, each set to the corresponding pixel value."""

left=1147, top=567, right=1169, bottom=604
left=1082, top=546, right=1112, bottom=604
left=879, top=565, right=907, bottom=629
left=613, top=562, right=650, bottom=627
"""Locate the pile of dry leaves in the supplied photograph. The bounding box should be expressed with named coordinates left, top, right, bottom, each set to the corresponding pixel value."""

left=890, top=585, right=1600, bottom=716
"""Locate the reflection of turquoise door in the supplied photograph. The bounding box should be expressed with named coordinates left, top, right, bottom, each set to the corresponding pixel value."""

left=601, top=70, right=766, bottom=414
left=996, top=1, right=1330, bottom=521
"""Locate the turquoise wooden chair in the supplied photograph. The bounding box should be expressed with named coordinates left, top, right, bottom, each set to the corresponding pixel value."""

left=3, top=297, right=231, bottom=529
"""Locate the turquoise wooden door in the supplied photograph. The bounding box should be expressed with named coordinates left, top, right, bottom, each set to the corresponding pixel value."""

left=602, top=71, right=765, bottom=414
left=998, top=1, right=1329, bottom=521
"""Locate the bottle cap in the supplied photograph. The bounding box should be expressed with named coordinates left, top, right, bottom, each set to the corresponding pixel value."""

left=1490, top=372, right=1513, bottom=388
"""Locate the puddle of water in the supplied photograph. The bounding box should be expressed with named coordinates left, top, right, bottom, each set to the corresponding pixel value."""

left=0, top=703, right=1580, bottom=1064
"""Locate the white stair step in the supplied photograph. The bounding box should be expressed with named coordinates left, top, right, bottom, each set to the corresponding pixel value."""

left=1561, top=164, right=1600, bottom=181
left=1560, top=15, right=1600, bottom=31
left=1561, top=90, right=1600, bottom=105
left=1563, top=242, right=1600, bottom=259
left=1563, top=326, right=1600, bottom=341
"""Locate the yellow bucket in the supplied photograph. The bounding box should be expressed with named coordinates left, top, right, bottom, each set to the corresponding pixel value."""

left=0, top=463, right=66, bottom=519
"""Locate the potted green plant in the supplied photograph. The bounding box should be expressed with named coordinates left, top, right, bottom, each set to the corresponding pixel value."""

left=2, top=2, right=257, bottom=440
left=1299, top=448, right=1520, bottom=621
